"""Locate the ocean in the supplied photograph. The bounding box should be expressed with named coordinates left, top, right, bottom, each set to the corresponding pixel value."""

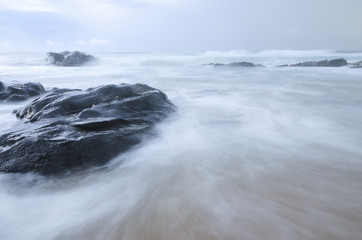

left=0, top=50, right=362, bottom=239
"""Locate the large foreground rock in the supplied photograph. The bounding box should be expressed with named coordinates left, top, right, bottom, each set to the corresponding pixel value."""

left=0, top=81, right=45, bottom=101
left=208, top=62, right=264, bottom=67
left=0, top=83, right=175, bottom=175
left=277, top=58, right=348, bottom=67
left=46, top=51, right=95, bottom=66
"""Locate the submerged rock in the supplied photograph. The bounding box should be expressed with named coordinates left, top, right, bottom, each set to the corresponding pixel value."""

left=0, top=83, right=175, bottom=175
left=277, top=58, right=348, bottom=67
left=0, top=81, right=45, bottom=101
left=46, top=51, right=95, bottom=66
left=208, top=62, right=264, bottom=67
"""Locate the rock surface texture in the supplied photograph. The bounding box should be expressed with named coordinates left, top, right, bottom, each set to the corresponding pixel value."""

left=277, top=58, right=348, bottom=67
left=46, top=51, right=95, bottom=66
left=0, top=83, right=175, bottom=175
left=0, top=81, right=45, bottom=101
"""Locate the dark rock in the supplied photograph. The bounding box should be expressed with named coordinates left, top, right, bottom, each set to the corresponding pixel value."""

left=0, top=81, right=45, bottom=101
left=0, top=83, right=175, bottom=175
left=46, top=51, right=95, bottom=66
left=328, top=58, right=347, bottom=67
left=47, top=52, right=65, bottom=64
left=208, top=62, right=264, bottom=67
left=278, top=58, right=347, bottom=67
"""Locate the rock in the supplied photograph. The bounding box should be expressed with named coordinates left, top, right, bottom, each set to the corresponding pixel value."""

left=349, top=61, right=362, bottom=68
left=208, top=61, right=264, bottom=67
left=0, top=83, right=175, bottom=175
left=328, top=58, right=348, bottom=67
left=0, top=81, right=45, bottom=101
left=278, top=58, right=347, bottom=67
left=229, top=62, right=264, bottom=67
left=206, top=63, right=225, bottom=66
left=46, top=51, right=95, bottom=66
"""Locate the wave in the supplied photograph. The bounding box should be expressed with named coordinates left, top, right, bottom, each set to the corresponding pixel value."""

left=202, top=49, right=362, bottom=58
left=1, top=50, right=362, bottom=69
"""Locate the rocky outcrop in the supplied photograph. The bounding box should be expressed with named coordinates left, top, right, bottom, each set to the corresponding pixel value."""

left=277, top=58, right=348, bottom=67
left=46, top=51, right=95, bottom=66
left=0, top=81, right=45, bottom=101
left=0, top=83, right=175, bottom=175
left=208, top=62, right=265, bottom=67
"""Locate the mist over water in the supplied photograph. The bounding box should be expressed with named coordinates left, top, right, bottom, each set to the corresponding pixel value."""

left=0, top=50, right=362, bottom=239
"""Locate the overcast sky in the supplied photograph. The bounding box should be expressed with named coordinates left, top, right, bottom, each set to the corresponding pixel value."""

left=0, top=0, right=361, bottom=52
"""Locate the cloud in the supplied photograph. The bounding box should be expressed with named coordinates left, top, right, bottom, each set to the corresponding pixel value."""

left=285, top=28, right=302, bottom=36
left=89, top=39, right=109, bottom=45
left=0, top=0, right=185, bottom=12
left=0, top=0, right=54, bottom=12
left=75, top=39, right=110, bottom=45
left=0, top=0, right=190, bottom=40
left=2, top=41, right=12, bottom=46
left=75, top=40, right=87, bottom=45
left=2, top=0, right=360, bottom=51
left=46, top=40, right=62, bottom=45
left=133, top=0, right=184, bottom=5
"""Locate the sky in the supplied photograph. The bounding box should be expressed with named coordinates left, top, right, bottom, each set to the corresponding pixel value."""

left=0, top=0, right=362, bottom=52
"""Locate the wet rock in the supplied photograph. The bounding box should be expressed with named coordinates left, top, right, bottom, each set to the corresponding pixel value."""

left=0, top=81, right=45, bottom=101
left=208, top=62, right=264, bottom=67
left=0, top=83, right=175, bottom=175
left=46, top=51, right=95, bottom=66
left=277, top=58, right=347, bottom=67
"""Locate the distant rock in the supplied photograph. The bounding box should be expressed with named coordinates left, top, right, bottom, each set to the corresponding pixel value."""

left=0, top=83, right=175, bottom=175
left=207, top=63, right=225, bottom=66
left=327, top=58, right=348, bottom=67
left=46, top=51, right=95, bottom=66
left=277, top=58, right=348, bottom=67
left=349, top=61, right=362, bottom=68
left=0, top=81, right=45, bottom=101
left=208, top=62, right=265, bottom=67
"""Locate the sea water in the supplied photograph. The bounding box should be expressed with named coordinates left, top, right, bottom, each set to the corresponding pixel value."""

left=0, top=50, right=361, bottom=239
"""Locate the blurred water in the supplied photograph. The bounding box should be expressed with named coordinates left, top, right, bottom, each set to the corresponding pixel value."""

left=0, top=50, right=362, bottom=240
